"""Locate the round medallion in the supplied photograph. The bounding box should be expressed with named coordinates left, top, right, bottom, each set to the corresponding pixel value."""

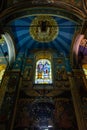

left=30, top=15, right=58, bottom=42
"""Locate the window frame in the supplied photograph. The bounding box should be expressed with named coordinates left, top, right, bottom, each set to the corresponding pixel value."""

left=34, top=58, right=53, bottom=85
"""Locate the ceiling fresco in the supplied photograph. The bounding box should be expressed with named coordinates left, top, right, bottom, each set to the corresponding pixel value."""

left=9, top=15, right=77, bottom=56
left=0, top=14, right=87, bottom=67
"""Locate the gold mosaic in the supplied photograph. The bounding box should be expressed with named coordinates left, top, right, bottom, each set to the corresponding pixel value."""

left=30, top=15, right=58, bottom=42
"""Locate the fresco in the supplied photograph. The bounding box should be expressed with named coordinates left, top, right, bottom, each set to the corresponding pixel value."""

left=10, top=15, right=76, bottom=56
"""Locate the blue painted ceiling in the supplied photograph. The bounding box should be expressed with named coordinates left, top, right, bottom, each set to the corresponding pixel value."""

left=9, top=15, right=77, bottom=56
left=0, top=16, right=87, bottom=64
left=1, top=15, right=87, bottom=65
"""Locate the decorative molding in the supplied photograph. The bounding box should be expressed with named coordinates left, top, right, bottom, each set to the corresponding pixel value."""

left=82, top=0, right=87, bottom=13
left=0, top=1, right=85, bottom=24
left=2, top=32, right=16, bottom=65
left=72, top=34, right=84, bottom=67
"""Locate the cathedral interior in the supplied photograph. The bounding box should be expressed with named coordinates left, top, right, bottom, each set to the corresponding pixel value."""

left=0, top=0, right=87, bottom=130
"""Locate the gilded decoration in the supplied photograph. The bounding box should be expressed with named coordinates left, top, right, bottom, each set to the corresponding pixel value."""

left=0, top=65, right=6, bottom=83
left=30, top=15, right=58, bottom=42
left=80, top=38, right=87, bottom=48
left=35, top=51, right=52, bottom=61
left=82, top=64, right=87, bottom=79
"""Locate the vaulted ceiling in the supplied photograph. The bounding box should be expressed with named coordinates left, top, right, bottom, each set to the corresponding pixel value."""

left=0, top=0, right=87, bottom=66
left=9, top=15, right=77, bottom=56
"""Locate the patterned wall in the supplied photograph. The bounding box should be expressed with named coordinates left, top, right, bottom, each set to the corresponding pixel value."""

left=0, top=71, right=20, bottom=130
left=10, top=52, right=78, bottom=130
left=54, top=97, right=78, bottom=130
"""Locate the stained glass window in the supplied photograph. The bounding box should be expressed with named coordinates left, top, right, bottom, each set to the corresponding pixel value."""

left=35, top=59, right=52, bottom=84
left=82, top=64, right=87, bottom=79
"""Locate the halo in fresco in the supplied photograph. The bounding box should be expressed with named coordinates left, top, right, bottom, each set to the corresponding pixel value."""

left=30, top=15, right=58, bottom=43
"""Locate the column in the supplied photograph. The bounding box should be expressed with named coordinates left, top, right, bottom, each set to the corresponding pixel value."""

left=69, top=75, right=86, bottom=130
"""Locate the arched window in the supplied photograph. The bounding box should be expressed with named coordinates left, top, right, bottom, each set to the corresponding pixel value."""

left=35, top=59, right=52, bottom=84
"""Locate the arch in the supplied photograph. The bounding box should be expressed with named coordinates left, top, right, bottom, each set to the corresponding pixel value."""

left=0, top=1, right=85, bottom=68
left=2, top=32, right=16, bottom=65
left=72, top=34, right=84, bottom=67
left=0, top=1, right=85, bottom=24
